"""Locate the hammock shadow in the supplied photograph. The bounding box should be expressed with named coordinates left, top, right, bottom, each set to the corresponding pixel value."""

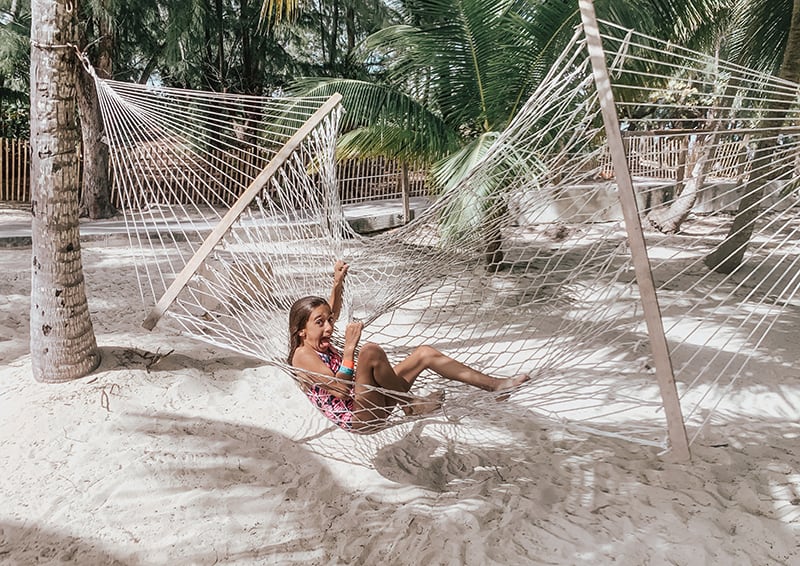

left=113, top=410, right=587, bottom=563
left=366, top=414, right=800, bottom=563
left=6, top=407, right=797, bottom=563
left=115, top=409, right=800, bottom=565
left=369, top=418, right=554, bottom=492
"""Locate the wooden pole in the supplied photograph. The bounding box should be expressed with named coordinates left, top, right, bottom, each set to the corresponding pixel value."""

left=20, top=139, right=28, bottom=201
left=0, top=139, right=5, bottom=201
left=400, top=162, right=410, bottom=223
left=142, top=93, right=342, bottom=330
left=579, top=0, right=691, bottom=461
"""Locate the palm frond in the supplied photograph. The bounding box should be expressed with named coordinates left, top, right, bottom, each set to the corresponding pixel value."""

left=259, top=0, right=301, bottom=26
left=727, top=0, right=793, bottom=72
left=366, top=0, right=524, bottom=132
left=291, top=77, right=459, bottom=161
left=435, top=131, right=545, bottom=243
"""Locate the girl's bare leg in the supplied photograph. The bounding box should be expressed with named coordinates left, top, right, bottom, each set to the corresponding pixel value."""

left=349, top=343, right=439, bottom=428
left=349, top=343, right=529, bottom=430
left=393, top=345, right=530, bottom=391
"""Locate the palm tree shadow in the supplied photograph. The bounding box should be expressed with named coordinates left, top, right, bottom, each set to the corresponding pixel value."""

left=93, top=346, right=263, bottom=378
left=0, top=521, right=128, bottom=565
left=119, top=411, right=423, bottom=563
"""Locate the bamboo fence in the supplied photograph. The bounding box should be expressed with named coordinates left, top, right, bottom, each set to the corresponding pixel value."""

left=0, top=133, right=766, bottom=206
left=0, top=137, right=430, bottom=207
left=597, top=132, right=750, bottom=180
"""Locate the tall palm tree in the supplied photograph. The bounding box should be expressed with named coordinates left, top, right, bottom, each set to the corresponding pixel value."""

left=705, top=0, right=800, bottom=273
left=288, top=0, right=727, bottom=261
left=29, top=0, right=100, bottom=382
left=76, top=0, right=116, bottom=219
left=289, top=0, right=563, bottom=264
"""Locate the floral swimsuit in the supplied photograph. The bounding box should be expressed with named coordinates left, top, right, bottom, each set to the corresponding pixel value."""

left=304, top=348, right=355, bottom=430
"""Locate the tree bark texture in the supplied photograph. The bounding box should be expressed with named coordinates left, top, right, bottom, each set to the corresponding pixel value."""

left=30, top=0, right=100, bottom=382
left=77, top=5, right=116, bottom=219
left=76, top=66, right=115, bottom=219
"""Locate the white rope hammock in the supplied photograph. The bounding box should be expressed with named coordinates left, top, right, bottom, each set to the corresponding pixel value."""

left=93, top=12, right=800, bottom=457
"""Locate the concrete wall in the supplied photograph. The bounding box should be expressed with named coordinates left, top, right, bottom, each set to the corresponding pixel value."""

left=508, top=178, right=799, bottom=225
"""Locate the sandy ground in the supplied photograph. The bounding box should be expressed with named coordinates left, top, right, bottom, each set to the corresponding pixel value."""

left=1, top=206, right=799, bottom=565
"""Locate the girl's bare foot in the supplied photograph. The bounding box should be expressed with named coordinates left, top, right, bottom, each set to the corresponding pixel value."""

left=494, top=374, right=531, bottom=400
left=402, top=390, right=445, bottom=416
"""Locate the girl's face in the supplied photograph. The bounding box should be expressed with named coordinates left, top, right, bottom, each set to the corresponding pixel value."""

left=299, top=303, right=335, bottom=352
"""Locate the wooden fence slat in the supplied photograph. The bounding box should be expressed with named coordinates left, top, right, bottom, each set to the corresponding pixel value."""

left=16, top=139, right=22, bottom=201
left=1, top=139, right=5, bottom=201
left=23, top=139, right=29, bottom=201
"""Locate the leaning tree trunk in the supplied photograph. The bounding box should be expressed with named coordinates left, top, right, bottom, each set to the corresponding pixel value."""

left=648, top=77, right=742, bottom=235
left=30, top=0, right=100, bottom=382
left=77, top=8, right=116, bottom=219
left=703, top=139, right=774, bottom=273
left=484, top=199, right=508, bottom=268
left=705, top=0, right=800, bottom=273
left=648, top=131, right=721, bottom=234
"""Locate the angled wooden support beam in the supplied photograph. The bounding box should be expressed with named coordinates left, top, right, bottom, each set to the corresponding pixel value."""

left=142, top=93, right=343, bottom=331
left=579, top=0, right=691, bottom=461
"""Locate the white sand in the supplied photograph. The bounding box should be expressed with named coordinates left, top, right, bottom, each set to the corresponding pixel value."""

left=1, top=207, right=799, bottom=565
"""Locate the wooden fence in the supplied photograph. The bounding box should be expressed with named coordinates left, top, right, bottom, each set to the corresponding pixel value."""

left=597, top=131, right=749, bottom=180
left=0, top=138, right=430, bottom=206
left=1, top=133, right=764, bottom=206
left=1, top=138, right=29, bottom=202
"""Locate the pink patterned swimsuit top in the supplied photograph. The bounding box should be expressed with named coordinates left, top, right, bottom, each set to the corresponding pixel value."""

left=304, top=347, right=355, bottom=431
left=316, top=348, right=342, bottom=374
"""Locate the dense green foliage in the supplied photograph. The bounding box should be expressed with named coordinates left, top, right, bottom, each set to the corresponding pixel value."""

left=1, top=0, right=796, bottom=143
left=1, top=0, right=395, bottom=127
left=0, top=0, right=30, bottom=137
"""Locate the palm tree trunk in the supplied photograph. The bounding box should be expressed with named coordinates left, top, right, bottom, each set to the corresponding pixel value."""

left=706, top=0, right=800, bottom=273
left=703, top=140, right=772, bottom=273
left=77, top=6, right=116, bottom=219
left=484, top=200, right=507, bottom=268
left=649, top=128, right=728, bottom=234
left=76, top=65, right=116, bottom=219
left=328, top=0, right=339, bottom=72
left=30, top=0, right=100, bottom=382
left=648, top=75, right=743, bottom=234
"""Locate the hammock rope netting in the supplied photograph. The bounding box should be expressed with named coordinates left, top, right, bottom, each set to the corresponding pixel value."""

left=93, top=16, right=800, bottom=457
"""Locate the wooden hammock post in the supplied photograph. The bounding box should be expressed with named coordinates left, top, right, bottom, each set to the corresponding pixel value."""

left=579, top=0, right=691, bottom=461
left=142, top=93, right=343, bottom=331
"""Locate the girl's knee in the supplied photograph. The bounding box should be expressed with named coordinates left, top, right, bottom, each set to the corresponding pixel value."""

left=358, top=342, right=386, bottom=361
left=414, top=345, right=440, bottom=361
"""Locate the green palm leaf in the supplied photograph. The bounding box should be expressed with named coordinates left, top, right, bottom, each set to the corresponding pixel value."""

left=291, top=77, right=459, bottom=161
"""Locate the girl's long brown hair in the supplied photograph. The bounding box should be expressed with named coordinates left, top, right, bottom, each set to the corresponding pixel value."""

left=288, top=296, right=329, bottom=364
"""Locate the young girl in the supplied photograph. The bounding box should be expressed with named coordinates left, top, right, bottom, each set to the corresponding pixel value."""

left=288, top=260, right=530, bottom=432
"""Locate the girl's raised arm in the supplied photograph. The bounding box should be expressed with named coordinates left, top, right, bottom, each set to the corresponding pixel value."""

left=329, top=260, right=348, bottom=322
